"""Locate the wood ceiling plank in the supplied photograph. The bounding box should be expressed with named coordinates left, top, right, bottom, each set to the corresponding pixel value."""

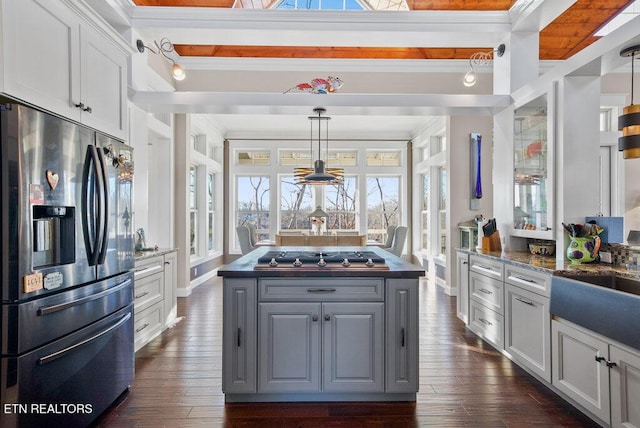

left=407, top=0, right=514, bottom=10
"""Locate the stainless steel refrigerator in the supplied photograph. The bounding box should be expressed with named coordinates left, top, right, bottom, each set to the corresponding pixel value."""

left=1, top=101, right=135, bottom=427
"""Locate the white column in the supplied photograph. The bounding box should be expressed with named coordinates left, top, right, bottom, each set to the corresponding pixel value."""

left=174, top=114, right=191, bottom=295
left=494, top=32, right=539, bottom=95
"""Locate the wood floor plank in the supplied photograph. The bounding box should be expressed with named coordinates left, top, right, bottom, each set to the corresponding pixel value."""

left=93, top=277, right=600, bottom=427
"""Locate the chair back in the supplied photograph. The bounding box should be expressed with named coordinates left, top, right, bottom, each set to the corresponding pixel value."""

left=245, top=222, right=258, bottom=246
left=388, top=226, right=407, bottom=257
left=336, top=231, right=358, bottom=236
left=236, top=225, right=256, bottom=255
left=384, top=225, right=397, bottom=248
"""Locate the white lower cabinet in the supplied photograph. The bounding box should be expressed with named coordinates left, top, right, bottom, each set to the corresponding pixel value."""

left=505, top=283, right=551, bottom=382
left=552, top=319, right=640, bottom=427
left=133, top=251, right=178, bottom=352
left=456, top=252, right=470, bottom=323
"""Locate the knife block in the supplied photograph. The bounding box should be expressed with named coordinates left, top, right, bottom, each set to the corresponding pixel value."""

left=481, top=231, right=502, bottom=252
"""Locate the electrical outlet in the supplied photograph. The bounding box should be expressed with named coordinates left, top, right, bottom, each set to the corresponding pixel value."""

left=194, top=267, right=198, bottom=276
left=600, top=251, right=612, bottom=263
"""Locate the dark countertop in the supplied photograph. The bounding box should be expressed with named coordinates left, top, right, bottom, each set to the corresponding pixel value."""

left=457, top=248, right=640, bottom=280
left=134, top=248, right=177, bottom=261
left=218, top=246, right=426, bottom=278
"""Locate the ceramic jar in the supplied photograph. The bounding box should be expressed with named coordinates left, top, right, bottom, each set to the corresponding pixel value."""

left=566, top=236, right=600, bottom=264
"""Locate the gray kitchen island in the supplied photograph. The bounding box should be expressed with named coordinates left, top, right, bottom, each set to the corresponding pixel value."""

left=218, top=246, right=425, bottom=402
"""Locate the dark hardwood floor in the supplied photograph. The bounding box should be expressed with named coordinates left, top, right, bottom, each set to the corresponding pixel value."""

left=94, top=277, right=598, bottom=427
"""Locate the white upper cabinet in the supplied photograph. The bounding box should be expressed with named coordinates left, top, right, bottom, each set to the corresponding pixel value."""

left=512, top=91, right=555, bottom=240
left=0, top=0, right=127, bottom=140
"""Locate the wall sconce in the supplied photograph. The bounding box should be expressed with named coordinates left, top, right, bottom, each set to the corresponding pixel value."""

left=618, top=44, right=640, bottom=159
left=136, top=38, right=186, bottom=81
left=463, top=44, right=505, bottom=87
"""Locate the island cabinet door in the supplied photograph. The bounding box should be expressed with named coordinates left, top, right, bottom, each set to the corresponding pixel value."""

left=610, top=344, right=640, bottom=428
left=258, top=303, right=321, bottom=393
left=386, top=279, right=419, bottom=393
left=223, top=279, right=257, bottom=394
left=322, top=302, right=384, bottom=393
left=552, top=320, right=610, bottom=423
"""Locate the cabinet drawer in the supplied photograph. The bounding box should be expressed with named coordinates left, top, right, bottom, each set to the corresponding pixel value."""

left=505, top=264, right=551, bottom=297
left=469, top=255, right=504, bottom=281
left=469, top=300, right=504, bottom=350
left=470, top=271, right=504, bottom=315
left=259, top=278, right=384, bottom=302
left=134, top=255, right=164, bottom=280
left=134, top=271, right=164, bottom=313
left=134, top=302, right=164, bottom=352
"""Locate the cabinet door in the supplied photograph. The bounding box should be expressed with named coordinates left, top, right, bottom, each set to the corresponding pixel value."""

left=386, top=279, right=419, bottom=393
left=223, top=279, right=257, bottom=393
left=322, top=302, right=384, bottom=392
left=258, top=303, right=321, bottom=392
left=163, top=251, right=178, bottom=327
left=80, top=25, right=127, bottom=139
left=456, top=252, right=470, bottom=323
left=1, top=0, right=80, bottom=120
left=610, top=345, right=640, bottom=428
left=552, top=320, right=610, bottom=422
left=505, top=284, right=551, bottom=382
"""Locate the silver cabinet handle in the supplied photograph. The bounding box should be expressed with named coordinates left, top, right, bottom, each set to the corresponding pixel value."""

left=479, top=318, right=492, bottom=326
left=307, top=288, right=336, bottom=293
left=136, top=322, right=150, bottom=333
left=510, top=275, right=537, bottom=284
left=515, top=296, right=534, bottom=306
left=479, top=288, right=492, bottom=295
left=135, top=291, right=149, bottom=299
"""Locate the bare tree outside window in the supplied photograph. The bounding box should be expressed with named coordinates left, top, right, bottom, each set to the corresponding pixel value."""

left=237, top=176, right=270, bottom=241
left=367, top=176, right=400, bottom=242
left=280, top=176, right=314, bottom=230
left=325, top=176, right=357, bottom=231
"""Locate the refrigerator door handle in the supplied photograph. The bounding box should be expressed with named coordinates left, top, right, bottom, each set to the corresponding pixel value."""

left=37, top=312, right=131, bottom=366
left=37, top=278, right=132, bottom=316
left=96, top=148, right=110, bottom=264
left=81, top=146, right=101, bottom=265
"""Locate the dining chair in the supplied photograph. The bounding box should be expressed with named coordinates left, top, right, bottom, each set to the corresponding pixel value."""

left=387, top=226, right=407, bottom=257
left=245, top=222, right=258, bottom=246
left=383, top=225, right=397, bottom=248
left=236, top=225, right=256, bottom=255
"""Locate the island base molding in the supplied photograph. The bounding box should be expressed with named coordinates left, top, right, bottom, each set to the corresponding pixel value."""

left=225, top=393, right=417, bottom=403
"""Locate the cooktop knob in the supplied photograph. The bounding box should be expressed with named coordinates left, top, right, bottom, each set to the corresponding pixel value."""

left=341, top=258, right=351, bottom=267
left=365, top=258, right=375, bottom=267
left=293, top=258, right=303, bottom=267
left=268, top=258, right=278, bottom=267
left=317, top=257, right=327, bottom=267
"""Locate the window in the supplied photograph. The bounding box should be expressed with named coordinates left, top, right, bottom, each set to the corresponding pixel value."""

left=366, top=151, right=401, bottom=167
left=366, top=176, right=400, bottom=241
left=207, top=172, right=214, bottom=252
left=280, top=176, right=314, bottom=230
left=236, top=150, right=271, bottom=166
left=237, top=176, right=270, bottom=241
left=421, top=174, right=429, bottom=250
left=189, top=165, right=198, bottom=256
left=325, top=176, right=357, bottom=231
left=438, top=167, right=447, bottom=256
left=276, top=0, right=368, bottom=11
left=600, top=108, right=612, bottom=132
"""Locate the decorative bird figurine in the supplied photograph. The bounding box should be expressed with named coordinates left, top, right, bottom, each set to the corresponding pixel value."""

left=284, top=76, right=344, bottom=94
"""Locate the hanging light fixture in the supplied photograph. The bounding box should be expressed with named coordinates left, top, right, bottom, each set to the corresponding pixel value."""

left=294, top=107, right=344, bottom=185
left=136, top=38, right=186, bottom=81
left=463, top=44, right=505, bottom=87
left=618, top=44, right=640, bottom=159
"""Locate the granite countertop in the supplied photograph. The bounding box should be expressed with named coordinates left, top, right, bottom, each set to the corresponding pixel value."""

left=457, top=248, right=640, bottom=280
left=218, top=246, right=426, bottom=278
left=134, top=247, right=177, bottom=261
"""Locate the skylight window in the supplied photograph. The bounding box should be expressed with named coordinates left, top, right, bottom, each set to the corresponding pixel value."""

left=595, top=0, right=640, bottom=36
left=274, top=0, right=407, bottom=10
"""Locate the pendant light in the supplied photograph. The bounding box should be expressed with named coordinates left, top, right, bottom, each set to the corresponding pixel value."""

left=294, top=107, right=344, bottom=185
left=618, top=45, right=640, bottom=159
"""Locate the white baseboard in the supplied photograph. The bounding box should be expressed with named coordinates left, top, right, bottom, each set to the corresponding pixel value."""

left=176, top=268, right=219, bottom=297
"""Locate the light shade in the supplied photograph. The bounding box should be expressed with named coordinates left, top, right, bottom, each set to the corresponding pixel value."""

left=308, top=206, right=329, bottom=218
left=618, top=44, right=640, bottom=159
left=172, top=63, right=186, bottom=81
